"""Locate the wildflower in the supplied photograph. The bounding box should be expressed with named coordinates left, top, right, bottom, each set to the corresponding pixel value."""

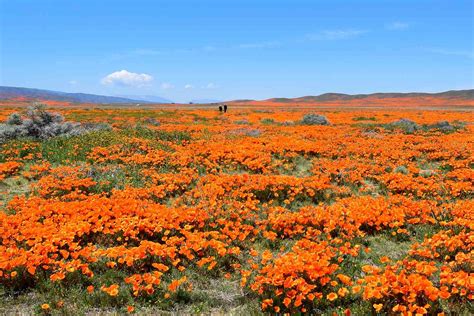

left=373, top=303, right=383, bottom=312
left=327, top=292, right=338, bottom=301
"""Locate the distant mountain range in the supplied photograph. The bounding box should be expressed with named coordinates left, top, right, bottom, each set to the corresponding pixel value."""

left=0, top=86, right=472, bottom=105
left=266, top=89, right=474, bottom=103
left=190, top=99, right=223, bottom=104
left=116, top=95, right=173, bottom=104
left=0, top=86, right=171, bottom=104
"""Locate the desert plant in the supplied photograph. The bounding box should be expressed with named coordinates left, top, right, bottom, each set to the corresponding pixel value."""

left=229, top=128, right=262, bottom=137
left=388, top=118, right=419, bottom=134
left=0, top=124, right=29, bottom=143
left=0, top=103, right=108, bottom=143
left=422, top=121, right=464, bottom=133
left=6, top=113, right=23, bottom=125
left=143, top=117, right=161, bottom=126
left=245, top=129, right=262, bottom=137
left=234, top=119, right=250, bottom=125
left=301, top=113, right=330, bottom=125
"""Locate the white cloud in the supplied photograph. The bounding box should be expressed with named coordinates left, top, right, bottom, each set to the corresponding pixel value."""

left=184, top=84, right=194, bottom=89
left=160, top=82, right=174, bottom=90
left=69, top=80, right=78, bottom=85
left=204, top=83, right=217, bottom=89
left=386, top=22, right=409, bottom=30
left=101, top=70, right=153, bottom=87
left=306, top=29, right=368, bottom=40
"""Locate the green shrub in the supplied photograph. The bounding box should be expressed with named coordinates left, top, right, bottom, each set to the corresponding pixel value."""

left=301, top=114, right=330, bottom=125
left=0, top=103, right=110, bottom=143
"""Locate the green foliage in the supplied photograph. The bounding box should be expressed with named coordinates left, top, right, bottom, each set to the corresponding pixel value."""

left=0, top=104, right=111, bottom=144
left=124, top=125, right=191, bottom=143
left=1, top=126, right=192, bottom=164
left=40, top=130, right=124, bottom=163
left=88, top=165, right=146, bottom=194
left=260, top=118, right=276, bottom=125
left=352, top=116, right=377, bottom=121
left=301, top=113, right=330, bottom=125
left=394, top=165, right=409, bottom=174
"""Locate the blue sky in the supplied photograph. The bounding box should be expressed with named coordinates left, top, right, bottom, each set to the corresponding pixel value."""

left=1, top=0, right=473, bottom=102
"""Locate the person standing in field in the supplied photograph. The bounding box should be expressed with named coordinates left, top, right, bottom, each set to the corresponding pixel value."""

left=219, top=105, right=222, bottom=112
left=223, top=104, right=228, bottom=113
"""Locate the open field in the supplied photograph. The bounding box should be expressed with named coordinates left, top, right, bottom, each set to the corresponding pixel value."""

left=0, top=105, right=473, bottom=315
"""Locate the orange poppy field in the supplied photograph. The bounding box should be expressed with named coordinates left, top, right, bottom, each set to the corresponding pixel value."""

left=0, top=103, right=473, bottom=315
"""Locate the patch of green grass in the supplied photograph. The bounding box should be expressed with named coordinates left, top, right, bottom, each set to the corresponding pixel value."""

left=352, top=122, right=383, bottom=133
left=66, top=110, right=181, bottom=123
left=40, top=130, right=125, bottom=164
left=88, top=165, right=147, bottom=194
left=125, top=126, right=191, bottom=143
left=1, top=126, right=192, bottom=165
left=364, top=235, right=412, bottom=263
left=320, top=301, right=372, bottom=316
left=274, top=154, right=313, bottom=177
left=0, top=261, right=261, bottom=316
left=352, top=116, right=377, bottom=121
left=172, top=269, right=254, bottom=314
left=0, top=139, right=38, bottom=162
left=0, top=176, right=30, bottom=210
left=260, top=118, right=276, bottom=125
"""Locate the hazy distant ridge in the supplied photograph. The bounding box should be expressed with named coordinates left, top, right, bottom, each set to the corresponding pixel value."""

left=268, top=89, right=474, bottom=103
left=116, top=95, right=173, bottom=103
left=0, top=86, right=159, bottom=104
left=1, top=86, right=472, bottom=105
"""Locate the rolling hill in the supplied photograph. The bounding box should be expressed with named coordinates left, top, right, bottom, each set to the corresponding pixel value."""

left=1, top=86, right=472, bottom=107
left=0, top=86, right=171, bottom=104
left=116, top=95, right=173, bottom=104
left=266, top=89, right=474, bottom=103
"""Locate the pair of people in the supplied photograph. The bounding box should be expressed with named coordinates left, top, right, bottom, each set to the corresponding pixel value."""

left=218, top=104, right=228, bottom=113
